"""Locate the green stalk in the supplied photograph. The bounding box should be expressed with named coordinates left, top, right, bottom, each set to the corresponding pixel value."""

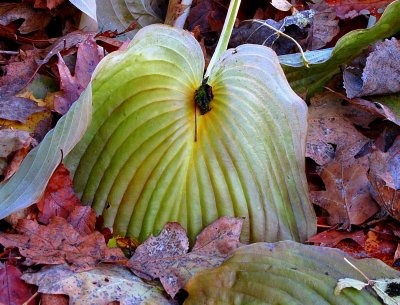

left=204, top=0, right=241, bottom=78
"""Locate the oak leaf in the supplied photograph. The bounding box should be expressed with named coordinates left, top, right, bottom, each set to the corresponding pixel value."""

left=0, top=217, right=127, bottom=271
left=128, top=217, right=243, bottom=298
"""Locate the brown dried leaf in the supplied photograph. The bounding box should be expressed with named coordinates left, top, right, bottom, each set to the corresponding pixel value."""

left=310, top=158, right=380, bottom=227
left=307, top=2, right=339, bottom=50
left=22, top=264, right=176, bottom=305
left=67, top=206, right=96, bottom=236
left=128, top=217, right=243, bottom=298
left=0, top=3, right=51, bottom=34
left=0, top=217, right=127, bottom=271
left=41, top=294, right=69, bottom=305
left=30, top=0, right=66, bottom=10
left=54, top=36, right=103, bottom=114
left=3, top=142, right=32, bottom=181
left=37, top=165, right=81, bottom=224
left=344, top=38, right=400, bottom=98
left=307, top=92, right=376, bottom=166
left=326, top=0, right=392, bottom=19
left=187, top=0, right=229, bottom=33
left=368, top=136, right=400, bottom=220
left=308, top=229, right=367, bottom=247
left=0, top=263, right=35, bottom=305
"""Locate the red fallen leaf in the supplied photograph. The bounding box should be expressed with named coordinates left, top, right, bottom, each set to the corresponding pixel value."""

left=128, top=217, right=243, bottom=298
left=364, top=230, right=397, bottom=265
left=308, top=229, right=367, bottom=247
left=0, top=263, right=35, bottom=305
left=28, top=0, right=66, bottom=10
left=187, top=0, right=229, bottom=33
left=37, top=164, right=81, bottom=224
left=54, top=36, right=103, bottom=114
left=67, top=206, right=96, bottom=236
left=368, top=136, right=400, bottom=220
left=41, top=294, right=68, bottom=305
left=310, top=158, right=380, bottom=227
left=0, top=3, right=52, bottom=34
left=3, top=141, right=32, bottom=181
left=0, top=216, right=127, bottom=272
left=325, top=0, right=391, bottom=19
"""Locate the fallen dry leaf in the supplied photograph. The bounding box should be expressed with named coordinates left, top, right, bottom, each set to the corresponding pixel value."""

left=271, top=0, right=293, bottom=11
left=326, top=0, right=392, bottom=19
left=0, top=96, right=46, bottom=124
left=41, top=294, right=68, bottom=305
left=308, top=229, right=367, bottom=247
left=54, top=36, right=103, bottom=114
left=307, top=2, right=339, bottom=50
left=368, top=136, right=400, bottom=220
left=128, top=217, right=243, bottom=298
left=0, top=263, right=35, bottom=305
left=0, top=217, right=127, bottom=271
left=187, top=0, right=228, bottom=33
left=22, top=264, right=176, bottom=305
left=29, top=0, right=66, bottom=10
left=0, top=3, right=51, bottom=34
left=344, top=38, right=400, bottom=98
left=307, top=92, right=376, bottom=166
left=310, top=158, right=379, bottom=227
left=67, top=206, right=96, bottom=236
left=3, top=142, right=32, bottom=181
left=37, top=164, right=81, bottom=224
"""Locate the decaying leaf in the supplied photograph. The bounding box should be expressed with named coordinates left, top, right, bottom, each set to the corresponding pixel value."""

left=306, top=92, right=375, bottom=166
left=335, top=278, right=369, bottom=294
left=368, top=136, right=400, bottom=220
left=54, top=36, right=103, bottom=114
left=0, top=263, right=34, bottom=305
left=37, top=164, right=81, bottom=224
left=30, top=0, right=66, bottom=10
left=307, top=2, right=339, bottom=50
left=22, top=264, right=176, bottom=305
left=67, top=206, right=96, bottom=236
left=0, top=216, right=127, bottom=271
left=308, top=229, right=367, bottom=247
left=326, top=0, right=392, bottom=19
left=128, top=217, right=243, bottom=297
left=344, top=38, right=400, bottom=98
left=310, top=158, right=379, bottom=227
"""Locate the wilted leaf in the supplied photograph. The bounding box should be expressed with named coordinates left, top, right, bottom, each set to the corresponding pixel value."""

left=282, top=0, right=400, bottom=98
left=308, top=229, right=367, bottom=247
left=22, top=264, right=176, bottom=305
left=368, top=136, right=400, bottom=220
left=0, top=263, right=34, bottom=305
left=306, top=92, right=375, bottom=166
left=187, top=0, right=228, bottom=33
left=54, top=36, right=103, bottom=114
left=0, top=216, right=127, bottom=271
left=310, top=158, right=379, bottom=227
left=344, top=38, right=400, bottom=98
left=128, top=217, right=243, bottom=297
left=0, top=3, right=51, bottom=34
left=185, top=241, right=400, bottom=305
left=67, top=206, right=96, bottom=236
left=96, top=0, right=167, bottom=39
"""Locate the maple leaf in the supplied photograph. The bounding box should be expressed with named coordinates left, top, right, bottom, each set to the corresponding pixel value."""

left=307, top=92, right=376, bottom=166
left=54, top=36, right=103, bottom=114
left=67, top=206, right=96, bottom=236
left=22, top=264, right=176, bottom=305
left=310, top=158, right=379, bottom=227
left=0, top=217, right=127, bottom=272
left=128, top=217, right=243, bottom=298
left=37, top=164, right=81, bottom=224
left=0, top=263, right=35, bottom=305
left=368, top=136, right=400, bottom=220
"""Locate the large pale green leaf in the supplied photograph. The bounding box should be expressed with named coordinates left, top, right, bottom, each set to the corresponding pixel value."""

left=96, top=0, right=167, bottom=39
left=64, top=24, right=316, bottom=243
left=282, top=0, right=400, bottom=98
left=185, top=241, right=400, bottom=305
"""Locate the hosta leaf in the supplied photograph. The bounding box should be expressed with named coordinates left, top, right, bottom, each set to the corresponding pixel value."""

left=96, top=0, right=167, bottom=39
left=185, top=241, right=400, bottom=305
left=282, top=0, right=400, bottom=98
left=65, top=24, right=316, bottom=243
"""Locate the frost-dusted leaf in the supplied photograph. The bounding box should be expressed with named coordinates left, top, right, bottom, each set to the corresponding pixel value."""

left=65, top=24, right=316, bottom=244
left=344, top=38, right=400, bottom=98
left=0, top=217, right=127, bottom=271
left=185, top=241, right=400, bottom=305
left=282, top=0, right=400, bottom=98
left=96, top=0, right=167, bottom=39
left=334, top=278, right=368, bottom=295
left=0, top=263, right=34, bottom=305
left=22, top=264, right=176, bottom=305
left=128, top=217, right=243, bottom=297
